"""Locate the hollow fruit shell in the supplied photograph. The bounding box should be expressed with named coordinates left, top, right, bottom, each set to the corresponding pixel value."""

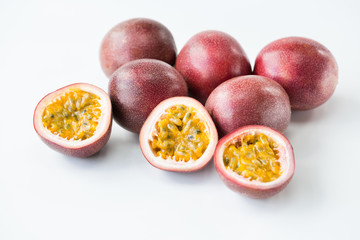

left=214, top=125, right=295, bottom=199
left=139, top=96, right=218, bottom=172
left=33, top=83, right=112, bottom=158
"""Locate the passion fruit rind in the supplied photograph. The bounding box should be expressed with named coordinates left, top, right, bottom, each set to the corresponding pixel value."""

left=33, top=83, right=112, bottom=158
left=140, top=96, right=218, bottom=172
left=214, top=125, right=295, bottom=199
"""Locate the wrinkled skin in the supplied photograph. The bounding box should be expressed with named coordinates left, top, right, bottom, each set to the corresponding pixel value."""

left=205, top=75, right=291, bottom=137
left=175, top=30, right=251, bottom=104
left=254, top=36, right=338, bottom=110
left=109, top=59, right=188, bottom=133
left=100, top=18, right=177, bottom=77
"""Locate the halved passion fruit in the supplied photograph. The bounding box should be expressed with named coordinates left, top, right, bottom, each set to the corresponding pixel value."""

left=139, top=97, right=218, bottom=172
left=214, top=125, right=295, bottom=198
left=33, top=83, right=112, bottom=158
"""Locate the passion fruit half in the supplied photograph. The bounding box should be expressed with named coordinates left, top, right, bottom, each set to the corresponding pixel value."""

left=214, top=125, right=295, bottom=198
left=140, top=97, right=218, bottom=172
left=33, top=83, right=112, bottom=158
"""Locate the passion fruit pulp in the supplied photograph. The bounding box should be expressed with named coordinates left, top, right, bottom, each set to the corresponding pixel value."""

left=140, top=97, right=218, bottom=172
left=33, top=83, right=112, bottom=158
left=214, top=125, right=295, bottom=198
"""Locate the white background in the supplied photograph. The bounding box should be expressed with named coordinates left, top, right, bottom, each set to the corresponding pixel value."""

left=1, top=0, right=359, bottom=239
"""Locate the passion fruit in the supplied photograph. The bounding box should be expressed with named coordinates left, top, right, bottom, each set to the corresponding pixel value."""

left=33, top=83, right=112, bottom=158
left=205, top=75, right=291, bottom=137
left=214, top=125, right=295, bottom=198
left=175, top=30, right=252, bottom=104
left=109, top=59, right=188, bottom=133
left=139, top=97, right=218, bottom=172
left=100, top=18, right=177, bottom=77
left=254, top=36, right=338, bottom=110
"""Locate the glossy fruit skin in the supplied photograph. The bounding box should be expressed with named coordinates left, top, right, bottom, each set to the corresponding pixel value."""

left=33, top=83, right=112, bottom=158
left=109, top=59, right=188, bottom=133
left=205, top=75, right=291, bottom=137
left=254, top=36, right=338, bottom=110
left=100, top=18, right=177, bottom=78
left=175, top=30, right=252, bottom=104
left=215, top=125, right=295, bottom=199
left=139, top=96, right=218, bottom=172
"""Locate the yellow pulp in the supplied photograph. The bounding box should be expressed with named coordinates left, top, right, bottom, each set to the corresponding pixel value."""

left=42, top=89, right=101, bottom=140
left=223, top=133, right=281, bottom=182
left=150, top=105, right=210, bottom=162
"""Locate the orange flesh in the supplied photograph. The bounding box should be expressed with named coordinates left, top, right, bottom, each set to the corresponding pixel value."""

left=150, top=105, right=210, bottom=162
left=223, top=133, right=282, bottom=182
left=42, top=89, right=101, bottom=140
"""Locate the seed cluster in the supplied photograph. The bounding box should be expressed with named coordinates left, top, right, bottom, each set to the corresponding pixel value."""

left=223, top=133, right=281, bottom=182
left=42, top=89, right=101, bottom=140
left=150, top=105, right=210, bottom=162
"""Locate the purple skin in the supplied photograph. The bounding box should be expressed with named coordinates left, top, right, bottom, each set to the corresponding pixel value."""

left=254, top=36, right=338, bottom=110
left=38, top=122, right=112, bottom=158
left=109, top=59, right=188, bottom=133
left=205, top=75, right=291, bottom=137
left=175, top=30, right=252, bottom=104
left=100, top=18, right=177, bottom=78
left=216, top=165, right=293, bottom=199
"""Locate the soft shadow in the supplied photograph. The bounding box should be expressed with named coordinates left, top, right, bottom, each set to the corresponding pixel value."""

left=230, top=164, right=323, bottom=214
left=161, top=159, right=217, bottom=184
left=62, top=131, right=141, bottom=168
left=291, top=94, right=355, bottom=123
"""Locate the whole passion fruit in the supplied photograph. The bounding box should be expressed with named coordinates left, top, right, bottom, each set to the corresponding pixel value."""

left=215, top=125, right=295, bottom=198
left=175, top=30, right=252, bottom=104
left=140, top=97, right=218, bottom=172
left=109, top=59, right=188, bottom=133
left=254, top=36, right=338, bottom=110
left=33, top=83, right=112, bottom=158
left=205, top=75, right=291, bottom=137
left=100, top=18, right=177, bottom=77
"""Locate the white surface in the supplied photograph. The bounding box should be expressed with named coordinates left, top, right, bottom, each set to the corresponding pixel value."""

left=0, top=0, right=359, bottom=239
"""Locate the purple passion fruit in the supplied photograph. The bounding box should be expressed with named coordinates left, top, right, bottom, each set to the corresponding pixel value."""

left=215, top=125, right=295, bottom=198
left=100, top=18, right=177, bottom=77
left=254, top=36, right=338, bottom=110
left=175, top=30, right=252, bottom=104
left=33, top=83, right=112, bottom=158
left=109, top=59, right=188, bottom=133
left=140, top=97, right=218, bottom=172
left=205, top=75, right=291, bottom=137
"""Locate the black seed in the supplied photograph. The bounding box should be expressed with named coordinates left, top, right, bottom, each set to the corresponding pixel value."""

left=50, top=114, right=54, bottom=118
left=82, top=109, right=87, bottom=113
left=187, top=135, right=194, bottom=140
left=195, top=129, right=201, bottom=134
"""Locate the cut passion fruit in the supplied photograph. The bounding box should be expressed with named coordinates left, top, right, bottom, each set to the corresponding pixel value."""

left=140, top=97, right=218, bottom=172
left=33, top=83, right=112, bottom=158
left=214, top=125, right=295, bottom=198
